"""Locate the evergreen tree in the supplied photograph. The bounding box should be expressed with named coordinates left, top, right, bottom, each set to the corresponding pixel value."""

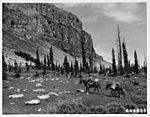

left=74, top=57, right=79, bottom=77
left=26, top=62, right=29, bottom=72
left=8, top=62, right=12, bottom=72
left=94, top=66, right=98, bottom=73
left=60, top=65, right=64, bottom=74
left=70, top=62, right=74, bottom=76
left=55, top=61, right=58, bottom=71
left=81, top=31, right=86, bottom=71
left=49, top=47, right=54, bottom=70
left=70, top=62, right=73, bottom=72
left=99, top=63, right=103, bottom=75
left=36, top=49, right=41, bottom=70
left=112, top=48, right=117, bottom=76
left=117, top=25, right=124, bottom=75
left=143, top=56, right=147, bottom=74
left=63, top=56, right=69, bottom=76
left=79, top=63, right=83, bottom=73
left=19, top=62, right=22, bottom=73
left=43, top=56, right=47, bottom=75
left=134, top=50, right=139, bottom=74
left=47, top=54, right=50, bottom=69
left=89, top=54, right=93, bottom=73
left=128, top=60, right=131, bottom=73
left=103, top=66, right=106, bottom=76
left=85, top=62, right=90, bottom=75
left=3, top=54, right=7, bottom=80
left=122, top=41, right=129, bottom=74
left=14, top=60, right=18, bottom=73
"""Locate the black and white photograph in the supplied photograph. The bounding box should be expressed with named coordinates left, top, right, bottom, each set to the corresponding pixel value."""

left=2, top=0, right=148, bottom=115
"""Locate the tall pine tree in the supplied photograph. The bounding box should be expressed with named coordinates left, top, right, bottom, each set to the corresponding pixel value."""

left=14, top=60, right=18, bottom=73
left=36, top=49, right=41, bottom=70
left=134, top=50, right=139, bottom=74
left=89, top=54, right=93, bottom=73
left=43, top=56, right=47, bottom=75
left=117, top=25, right=124, bottom=75
left=81, top=31, right=86, bottom=72
left=3, top=54, right=7, bottom=80
left=47, top=54, right=50, bottom=69
left=63, top=56, right=69, bottom=76
left=49, top=47, right=54, bottom=70
left=122, top=41, right=129, bottom=74
left=74, top=57, right=79, bottom=77
left=112, top=48, right=117, bottom=76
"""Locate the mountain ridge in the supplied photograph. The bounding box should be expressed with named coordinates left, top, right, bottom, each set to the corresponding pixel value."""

left=3, top=3, right=111, bottom=68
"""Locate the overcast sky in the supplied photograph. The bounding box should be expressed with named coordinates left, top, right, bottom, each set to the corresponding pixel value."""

left=55, top=3, right=146, bottom=65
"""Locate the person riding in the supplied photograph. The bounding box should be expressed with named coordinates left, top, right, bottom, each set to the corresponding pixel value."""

left=87, top=75, right=93, bottom=84
left=111, top=81, right=120, bottom=89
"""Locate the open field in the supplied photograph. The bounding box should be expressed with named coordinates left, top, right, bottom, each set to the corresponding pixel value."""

left=3, top=70, right=147, bottom=114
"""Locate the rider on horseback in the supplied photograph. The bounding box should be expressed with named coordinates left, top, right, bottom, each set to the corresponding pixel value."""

left=87, top=75, right=93, bottom=84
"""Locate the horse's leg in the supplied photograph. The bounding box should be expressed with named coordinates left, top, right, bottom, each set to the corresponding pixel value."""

left=97, top=86, right=99, bottom=92
left=111, top=90, right=113, bottom=96
left=94, top=86, right=96, bottom=92
left=86, top=88, right=89, bottom=95
left=118, top=90, right=120, bottom=98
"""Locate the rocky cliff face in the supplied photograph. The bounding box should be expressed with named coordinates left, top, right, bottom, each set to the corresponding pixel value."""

left=3, top=3, right=111, bottom=67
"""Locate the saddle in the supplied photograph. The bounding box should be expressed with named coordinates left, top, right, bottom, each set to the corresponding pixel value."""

left=87, top=79, right=94, bottom=85
left=111, top=82, right=120, bottom=89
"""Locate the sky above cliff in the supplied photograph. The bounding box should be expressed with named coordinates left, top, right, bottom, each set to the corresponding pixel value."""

left=55, top=3, right=147, bottom=65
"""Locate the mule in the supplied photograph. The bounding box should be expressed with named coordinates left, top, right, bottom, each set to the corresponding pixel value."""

left=79, top=78, right=101, bottom=94
left=106, top=82, right=124, bottom=97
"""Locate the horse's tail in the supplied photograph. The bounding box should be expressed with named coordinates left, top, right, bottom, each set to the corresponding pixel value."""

left=121, top=87, right=125, bottom=96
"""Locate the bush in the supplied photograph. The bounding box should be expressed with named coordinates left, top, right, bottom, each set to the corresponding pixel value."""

left=87, top=106, right=108, bottom=114
left=78, top=103, right=88, bottom=113
left=95, top=106, right=108, bottom=114
left=3, top=71, right=7, bottom=80
left=106, top=102, right=125, bottom=114
left=15, top=71, right=20, bottom=78
left=34, top=71, right=39, bottom=77
left=56, top=101, right=81, bottom=114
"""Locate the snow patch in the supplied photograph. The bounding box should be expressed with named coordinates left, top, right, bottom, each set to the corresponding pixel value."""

left=33, top=88, right=46, bottom=92
left=37, top=94, right=50, bottom=99
left=20, top=77, right=24, bottom=79
left=36, top=83, right=43, bottom=87
left=9, top=94, right=24, bottom=98
left=48, top=92, right=59, bottom=96
left=25, top=99, right=40, bottom=105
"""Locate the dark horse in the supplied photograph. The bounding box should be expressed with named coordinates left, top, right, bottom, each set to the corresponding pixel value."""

left=79, top=78, right=101, bottom=94
left=106, top=82, right=124, bottom=97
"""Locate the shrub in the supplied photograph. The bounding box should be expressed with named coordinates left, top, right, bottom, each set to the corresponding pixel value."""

left=95, top=106, right=108, bottom=114
left=87, top=106, right=97, bottom=114
left=87, top=106, right=108, bottom=114
left=78, top=103, right=88, bottom=114
left=106, top=102, right=125, bottom=114
left=34, top=71, right=39, bottom=77
left=15, top=71, right=20, bottom=78
left=56, top=101, right=81, bottom=114
left=3, top=71, right=7, bottom=80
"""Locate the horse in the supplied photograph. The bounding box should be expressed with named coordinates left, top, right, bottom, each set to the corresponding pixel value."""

left=79, top=78, right=101, bottom=94
left=106, top=82, right=124, bottom=97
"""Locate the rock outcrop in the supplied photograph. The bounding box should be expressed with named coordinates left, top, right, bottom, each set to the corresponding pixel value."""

left=3, top=3, right=111, bottom=67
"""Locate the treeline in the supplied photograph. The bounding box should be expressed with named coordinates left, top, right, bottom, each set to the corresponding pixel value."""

left=14, top=51, right=36, bottom=63
left=111, top=26, right=147, bottom=76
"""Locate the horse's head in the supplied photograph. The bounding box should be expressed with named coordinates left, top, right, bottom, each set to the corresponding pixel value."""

left=106, top=83, right=112, bottom=90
